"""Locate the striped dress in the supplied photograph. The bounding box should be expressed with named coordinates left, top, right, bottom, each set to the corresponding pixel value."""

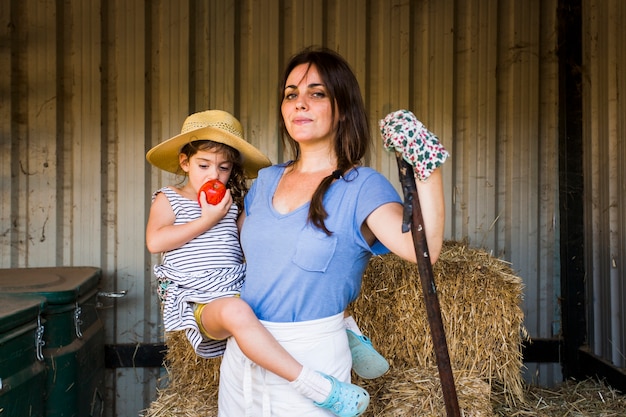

left=152, top=186, right=245, bottom=358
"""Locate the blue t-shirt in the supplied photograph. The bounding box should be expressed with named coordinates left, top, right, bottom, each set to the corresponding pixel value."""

left=240, top=164, right=402, bottom=322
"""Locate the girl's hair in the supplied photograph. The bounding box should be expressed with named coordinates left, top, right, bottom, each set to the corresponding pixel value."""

left=279, top=46, right=371, bottom=234
left=178, top=140, right=247, bottom=214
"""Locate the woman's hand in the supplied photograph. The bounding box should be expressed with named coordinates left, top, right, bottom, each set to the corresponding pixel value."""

left=379, top=109, right=449, bottom=182
left=371, top=109, right=448, bottom=264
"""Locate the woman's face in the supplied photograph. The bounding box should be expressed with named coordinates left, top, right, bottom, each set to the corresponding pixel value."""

left=281, top=63, right=337, bottom=147
left=179, top=149, right=233, bottom=192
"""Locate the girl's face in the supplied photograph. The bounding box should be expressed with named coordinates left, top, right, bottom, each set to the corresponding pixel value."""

left=281, top=63, right=337, bottom=147
left=179, top=149, right=233, bottom=192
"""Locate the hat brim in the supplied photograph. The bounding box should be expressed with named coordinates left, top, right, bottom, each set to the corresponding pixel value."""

left=146, top=126, right=271, bottom=178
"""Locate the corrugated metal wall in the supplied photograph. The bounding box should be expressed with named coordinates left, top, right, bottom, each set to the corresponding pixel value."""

left=583, top=0, right=626, bottom=369
left=1, top=0, right=623, bottom=415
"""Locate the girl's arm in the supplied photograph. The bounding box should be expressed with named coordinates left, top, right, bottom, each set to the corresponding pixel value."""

left=146, top=190, right=233, bottom=253
left=237, top=211, right=246, bottom=233
left=364, top=169, right=445, bottom=264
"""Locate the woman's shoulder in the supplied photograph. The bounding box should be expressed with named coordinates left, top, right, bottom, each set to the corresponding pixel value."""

left=256, top=163, right=287, bottom=180
left=345, top=165, right=389, bottom=184
left=343, top=166, right=400, bottom=201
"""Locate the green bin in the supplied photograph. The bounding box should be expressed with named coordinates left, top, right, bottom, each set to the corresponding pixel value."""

left=0, top=267, right=104, bottom=417
left=0, top=294, right=47, bottom=417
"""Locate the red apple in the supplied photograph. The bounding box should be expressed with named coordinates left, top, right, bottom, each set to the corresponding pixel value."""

left=198, top=179, right=226, bottom=206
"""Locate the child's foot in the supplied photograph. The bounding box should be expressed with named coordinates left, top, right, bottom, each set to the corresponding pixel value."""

left=347, top=329, right=390, bottom=379
left=313, top=373, right=369, bottom=417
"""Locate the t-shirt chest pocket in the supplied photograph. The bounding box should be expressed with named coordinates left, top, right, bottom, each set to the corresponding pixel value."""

left=291, top=227, right=338, bottom=272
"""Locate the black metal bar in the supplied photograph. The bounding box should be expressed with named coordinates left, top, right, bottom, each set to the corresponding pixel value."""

left=104, top=343, right=166, bottom=368
left=104, top=338, right=564, bottom=369
left=396, top=154, right=461, bottom=417
left=104, top=339, right=560, bottom=368
left=521, top=338, right=561, bottom=363
left=578, top=346, right=626, bottom=394
left=557, top=0, right=586, bottom=381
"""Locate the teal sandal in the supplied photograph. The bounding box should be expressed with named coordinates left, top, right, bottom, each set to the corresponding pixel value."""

left=347, top=329, right=390, bottom=379
left=314, top=373, right=369, bottom=417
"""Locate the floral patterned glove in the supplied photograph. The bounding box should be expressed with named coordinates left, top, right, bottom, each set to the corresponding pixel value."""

left=379, top=109, right=449, bottom=181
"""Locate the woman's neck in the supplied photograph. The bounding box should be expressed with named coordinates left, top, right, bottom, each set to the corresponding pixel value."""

left=291, top=145, right=337, bottom=174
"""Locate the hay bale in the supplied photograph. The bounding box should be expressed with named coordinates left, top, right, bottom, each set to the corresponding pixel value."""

left=350, top=240, right=528, bottom=407
left=141, top=331, right=220, bottom=417
left=358, top=366, right=494, bottom=416
left=143, top=240, right=528, bottom=415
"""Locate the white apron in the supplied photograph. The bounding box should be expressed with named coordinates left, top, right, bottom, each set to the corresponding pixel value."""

left=217, top=312, right=351, bottom=417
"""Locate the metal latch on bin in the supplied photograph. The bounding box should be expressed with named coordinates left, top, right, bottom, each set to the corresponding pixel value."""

left=96, top=290, right=128, bottom=309
left=36, top=314, right=45, bottom=361
left=74, top=302, right=84, bottom=338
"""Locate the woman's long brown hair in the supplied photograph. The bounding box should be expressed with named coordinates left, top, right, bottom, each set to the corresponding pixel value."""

left=279, top=46, right=371, bottom=235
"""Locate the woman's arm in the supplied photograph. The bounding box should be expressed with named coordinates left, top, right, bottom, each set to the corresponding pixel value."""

left=363, top=169, right=445, bottom=264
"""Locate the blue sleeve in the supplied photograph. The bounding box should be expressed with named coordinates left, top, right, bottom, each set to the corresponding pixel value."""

left=352, top=168, right=402, bottom=254
left=371, top=240, right=391, bottom=255
left=245, top=164, right=285, bottom=216
left=244, top=180, right=257, bottom=217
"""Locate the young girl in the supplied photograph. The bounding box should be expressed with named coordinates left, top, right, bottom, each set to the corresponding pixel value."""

left=145, top=110, right=370, bottom=417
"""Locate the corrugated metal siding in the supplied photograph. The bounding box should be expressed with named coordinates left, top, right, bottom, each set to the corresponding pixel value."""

left=583, top=0, right=626, bottom=369
left=2, top=0, right=622, bottom=414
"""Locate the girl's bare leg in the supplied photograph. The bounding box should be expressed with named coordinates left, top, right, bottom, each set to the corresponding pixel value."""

left=200, top=297, right=302, bottom=381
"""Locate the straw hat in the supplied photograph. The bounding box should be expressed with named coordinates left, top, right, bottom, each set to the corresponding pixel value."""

left=146, top=110, right=271, bottom=178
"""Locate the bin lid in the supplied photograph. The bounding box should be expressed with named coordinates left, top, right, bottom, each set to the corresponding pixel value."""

left=0, top=267, right=101, bottom=305
left=0, top=294, right=47, bottom=333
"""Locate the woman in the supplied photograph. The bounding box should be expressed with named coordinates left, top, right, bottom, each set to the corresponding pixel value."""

left=218, top=47, right=446, bottom=416
left=146, top=110, right=369, bottom=417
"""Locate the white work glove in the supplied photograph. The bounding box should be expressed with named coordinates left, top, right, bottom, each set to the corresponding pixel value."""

left=379, top=109, right=449, bottom=181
